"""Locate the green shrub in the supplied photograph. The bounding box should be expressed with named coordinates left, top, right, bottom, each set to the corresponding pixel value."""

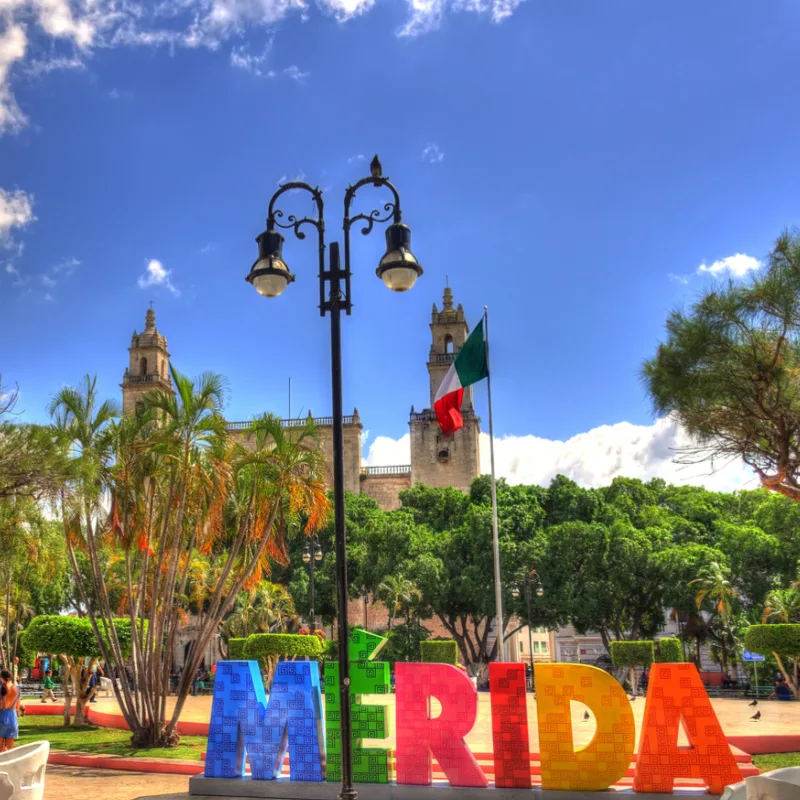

left=745, top=625, right=800, bottom=659
left=609, top=640, right=655, bottom=668
left=24, top=615, right=139, bottom=661
left=420, top=639, right=458, bottom=666
left=655, top=637, right=683, bottom=663
left=245, top=633, right=323, bottom=659
left=227, top=638, right=247, bottom=660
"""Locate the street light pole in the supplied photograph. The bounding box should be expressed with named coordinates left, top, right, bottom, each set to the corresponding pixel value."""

left=513, top=569, right=543, bottom=689
left=303, top=535, right=323, bottom=629
left=525, top=582, right=534, bottom=677
left=245, top=161, right=423, bottom=800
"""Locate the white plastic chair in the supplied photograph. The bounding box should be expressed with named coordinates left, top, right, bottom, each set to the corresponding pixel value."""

left=721, top=779, right=747, bottom=800
left=746, top=767, right=800, bottom=800
left=0, top=741, right=50, bottom=800
left=98, top=676, right=114, bottom=698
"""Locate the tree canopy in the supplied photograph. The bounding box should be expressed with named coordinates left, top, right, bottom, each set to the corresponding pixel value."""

left=643, top=229, right=800, bottom=501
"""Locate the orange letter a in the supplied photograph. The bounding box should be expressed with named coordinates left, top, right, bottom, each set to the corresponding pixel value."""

left=634, top=663, right=743, bottom=794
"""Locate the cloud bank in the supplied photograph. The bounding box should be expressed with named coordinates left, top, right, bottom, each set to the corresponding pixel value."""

left=364, top=416, right=759, bottom=493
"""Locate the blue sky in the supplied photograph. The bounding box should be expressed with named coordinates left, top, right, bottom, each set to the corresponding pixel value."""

left=2, top=0, right=800, bottom=489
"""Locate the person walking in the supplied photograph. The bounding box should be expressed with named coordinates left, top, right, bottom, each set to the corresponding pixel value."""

left=0, top=669, right=20, bottom=752
left=41, top=670, right=56, bottom=703
left=86, top=666, right=100, bottom=704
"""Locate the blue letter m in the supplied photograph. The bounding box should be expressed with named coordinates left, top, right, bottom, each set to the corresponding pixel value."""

left=204, top=660, right=325, bottom=782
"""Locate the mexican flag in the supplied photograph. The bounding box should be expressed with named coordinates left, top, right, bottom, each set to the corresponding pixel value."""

left=434, top=318, right=489, bottom=436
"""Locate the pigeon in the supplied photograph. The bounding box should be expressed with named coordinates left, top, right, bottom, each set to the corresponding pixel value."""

left=751, top=710, right=761, bottom=721
left=749, top=699, right=758, bottom=707
left=370, top=154, right=382, bottom=181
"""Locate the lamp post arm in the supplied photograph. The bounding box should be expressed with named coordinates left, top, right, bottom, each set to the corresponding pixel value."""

left=267, top=182, right=327, bottom=314
left=341, top=175, right=403, bottom=317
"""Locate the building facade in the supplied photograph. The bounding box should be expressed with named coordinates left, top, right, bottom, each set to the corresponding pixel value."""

left=121, top=286, right=482, bottom=511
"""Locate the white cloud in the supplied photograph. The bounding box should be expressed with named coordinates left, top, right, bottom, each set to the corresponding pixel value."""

left=5, top=262, right=26, bottom=287
left=231, top=43, right=307, bottom=80
left=316, top=0, right=375, bottom=21
left=399, top=0, right=518, bottom=36
left=51, top=256, right=79, bottom=276
left=0, top=188, right=34, bottom=244
left=422, top=143, right=444, bottom=163
left=364, top=416, right=759, bottom=493
left=137, top=258, right=179, bottom=295
left=0, top=0, right=525, bottom=140
left=698, top=253, right=761, bottom=278
left=0, top=23, right=28, bottom=135
left=230, top=42, right=270, bottom=75
left=668, top=273, right=690, bottom=285
left=280, top=64, right=308, bottom=82
left=33, top=256, right=80, bottom=298
left=24, top=54, right=85, bottom=77
left=348, top=153, right=366, bottom=164
left=277, top=170, right=305, bottom=186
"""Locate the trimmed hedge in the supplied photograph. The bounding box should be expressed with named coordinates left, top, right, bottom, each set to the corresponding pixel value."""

left=245, top=633, right=323, bottom=659
left=420, top=639, right=458, bottom=666
left=610, top=640, right=655, bottom=668
left=745, top=625, right=800, bottom=658
left=24, top=615, right=139, bottom=660
left=655, top=637, right=683, bottom=663
left=227, top=638, right=247, bottom=660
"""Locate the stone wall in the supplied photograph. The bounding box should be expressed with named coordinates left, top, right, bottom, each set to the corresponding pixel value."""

left=360, top=472, right=412, bottom=510
left=229, top=418, right=363, bottom=495
left=410, top=415, right=480, bottom=493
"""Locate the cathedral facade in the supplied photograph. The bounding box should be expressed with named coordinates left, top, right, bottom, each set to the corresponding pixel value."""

left=121, top=287, right=481, bottom=510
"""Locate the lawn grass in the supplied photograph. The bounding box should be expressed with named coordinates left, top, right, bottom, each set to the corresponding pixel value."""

left=17, top=714, right=206, bottom=761
left=752, top=752, right=800, bottom=773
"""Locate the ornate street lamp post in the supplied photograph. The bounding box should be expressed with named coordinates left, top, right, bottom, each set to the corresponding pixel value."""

left=512, top=569, right=544, bottom=682
left=302, top=535, right=323, bottom=629
left=245, top=158, right=422, bottom=800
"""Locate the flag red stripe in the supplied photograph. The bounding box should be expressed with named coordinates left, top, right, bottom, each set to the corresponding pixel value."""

left=434, top=389, right=464, bottom=436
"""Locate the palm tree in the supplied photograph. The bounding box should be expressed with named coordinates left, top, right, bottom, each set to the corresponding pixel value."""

left=223, top=582, right=297, bottom=639
left=690, top=562, right=740, bottom=676
left=377, top=575, right=421, bottom=635
left=48, top=375, right=121, bottom=726
left=166, top=411, right=329, bottom=738
left=762, top=587, right=800, bottom=624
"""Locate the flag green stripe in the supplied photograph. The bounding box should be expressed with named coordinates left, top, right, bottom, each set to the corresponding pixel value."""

left=454, top=318, right=489, bottom=387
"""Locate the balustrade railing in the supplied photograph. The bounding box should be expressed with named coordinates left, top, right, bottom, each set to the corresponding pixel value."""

left=360, top=465, right=411, bottom=476
left=227, top=415, right=357, bottom=431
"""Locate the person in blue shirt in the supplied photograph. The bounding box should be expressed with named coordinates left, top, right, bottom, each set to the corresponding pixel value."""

left=770, top=680, right=793, bottom=701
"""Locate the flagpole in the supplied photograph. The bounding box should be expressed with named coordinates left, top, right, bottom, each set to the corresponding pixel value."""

left=484, top=306, right=505, bottom=662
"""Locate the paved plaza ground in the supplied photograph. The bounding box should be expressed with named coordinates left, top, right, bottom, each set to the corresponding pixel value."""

left=35, top=694, right=800, bottom=800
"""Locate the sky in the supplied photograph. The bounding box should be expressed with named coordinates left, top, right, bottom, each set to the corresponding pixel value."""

left=2, top=0, right=800, bottom=492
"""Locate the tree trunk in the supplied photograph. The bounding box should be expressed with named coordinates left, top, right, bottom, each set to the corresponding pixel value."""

left=60, top=656, right=72, bottom=726
left=773, top=652, right=800, bottom=699
left=70, top=664, right=89, bottom=726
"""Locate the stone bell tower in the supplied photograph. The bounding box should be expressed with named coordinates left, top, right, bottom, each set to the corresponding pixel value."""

left=409, top=286, right=481, bottom=492
left=121, top=307, right=174, bottom=415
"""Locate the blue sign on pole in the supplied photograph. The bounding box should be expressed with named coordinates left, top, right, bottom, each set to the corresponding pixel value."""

left=742, top=649, right=766, bottom=662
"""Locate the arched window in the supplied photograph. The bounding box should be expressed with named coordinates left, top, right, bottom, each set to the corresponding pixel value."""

left=140, top=357, right=148, bottom=376
left=445, top=335, right=454, bottom=354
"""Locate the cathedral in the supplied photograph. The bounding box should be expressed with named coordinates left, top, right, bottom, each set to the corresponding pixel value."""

left=122, top=286, right=481, bottom=510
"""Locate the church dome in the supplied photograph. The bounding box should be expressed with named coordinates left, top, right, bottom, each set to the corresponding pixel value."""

left=132, top=307, right=168, bottom=349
